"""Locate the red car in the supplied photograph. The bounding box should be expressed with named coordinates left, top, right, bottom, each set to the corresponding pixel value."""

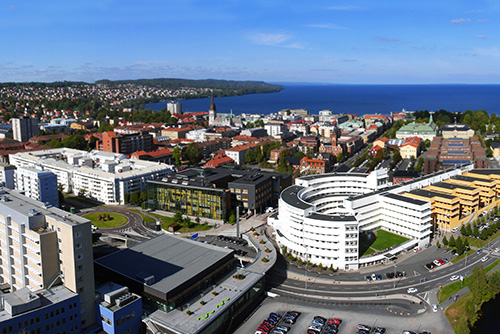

left=438, top=259, right=445, bottom=265
left=329, top=318, right=342, bottom=324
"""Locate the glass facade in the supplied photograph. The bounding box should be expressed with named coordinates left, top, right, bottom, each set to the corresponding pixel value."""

left=147, top=181, right=229, bottom=220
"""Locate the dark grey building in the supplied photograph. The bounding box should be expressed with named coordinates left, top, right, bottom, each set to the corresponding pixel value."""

left=94, top=234, right=234, bottom=313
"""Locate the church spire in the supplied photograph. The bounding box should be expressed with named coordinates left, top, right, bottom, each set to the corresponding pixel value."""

left=208, top=94, right=217, bottom=126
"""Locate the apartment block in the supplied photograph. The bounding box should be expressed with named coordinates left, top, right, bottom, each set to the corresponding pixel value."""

left=0, top=189, right=95, bottom=329
left=14, top=167, right=59, bottom=208
left=12, top=117, right=39, bottom=143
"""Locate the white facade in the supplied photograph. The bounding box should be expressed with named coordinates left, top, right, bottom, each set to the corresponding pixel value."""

left=0, top=164, right=15, bottom=189
left=14, top=167, right=59, bottom=207
left=9, top=148, right=174, bottom=205
left=167, top=101, right=182, bottom=115
left=186, top=129, right=208, bottom=142
left=0, top=189, right=96, bottom=328
left=270, top=165, right=473, bottom=270
left=265, top=123, right=286, bottom=137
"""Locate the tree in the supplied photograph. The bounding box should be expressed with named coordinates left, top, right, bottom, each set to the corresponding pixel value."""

left=469, top=265, right=488, bottom=305
left=173, top=146, right=182, bottom=168
left=442, top=235, right=448, bottom=246
left=465, top=224, right=472, bottom=236
left=78, top=188, right=86, bottom=197
left=124, top=193, right=130, bottom=204
left=294, top=151, right=305, bottom=159
left=473, top=226, right=480, bottom=238
left=186, top=143, right=202, bottom=165
left=436, top=240, right=441, bottom=248
left=174, top=211, right=183, bottom=223
left=140, top=191, right=147, bottom=202
left=228, top=213, right=236, bottom=224
left=254, top=145, right=263, bottom=162
left=448, top=235, right=456, bottom=247
left=244, top=148, right=255, bottom=163
left=456, top=237, right=465, bottom=255
left=130, top=191, right=140, bottom=204
left=460, top=224, right=467, bottom=235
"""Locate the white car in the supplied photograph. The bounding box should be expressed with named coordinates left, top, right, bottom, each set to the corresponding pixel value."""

left=495, top=248, right=500, bottom=253
left=450, top=275, right=460, bottom=281
left=432, top=304, right=438, bottom=312
left=481, top=256, right=488, bottom=262
left=407, top=287, right=418, bottom=294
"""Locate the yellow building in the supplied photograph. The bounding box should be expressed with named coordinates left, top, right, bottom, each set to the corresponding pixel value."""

left=448, top=175, right=497, bottom=206
left=405, top=189, right=460, bottom=231
left=427, top=181, right=480, bottom=217
left=464, top=169, right=500, bottom=198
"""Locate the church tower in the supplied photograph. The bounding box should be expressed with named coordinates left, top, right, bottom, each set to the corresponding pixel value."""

left=209, top=95, right=217, bottom=126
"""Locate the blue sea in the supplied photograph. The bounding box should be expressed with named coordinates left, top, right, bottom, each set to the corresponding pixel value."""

left=145, top=84, right=500, bottom=116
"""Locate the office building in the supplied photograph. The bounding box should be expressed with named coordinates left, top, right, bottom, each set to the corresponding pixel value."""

left=0, top=188, right=95, bottom=330
left=14, top=167, right=59, bottom=208
left=269, top=165, right=476, bottom=270
left=12, top=117, right=39, bottom=143
left=10, top=149, right=173, bottom=205
left=94, top=234, right=265, bottom=334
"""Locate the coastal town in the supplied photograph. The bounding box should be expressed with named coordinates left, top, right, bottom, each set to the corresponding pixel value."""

left=0, top=82, right=500, bottom=334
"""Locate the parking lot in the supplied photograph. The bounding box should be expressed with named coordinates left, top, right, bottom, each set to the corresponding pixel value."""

left=236, top=297, right=452, bottom=334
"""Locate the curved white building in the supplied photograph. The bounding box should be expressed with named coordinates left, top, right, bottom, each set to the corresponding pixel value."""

left=270, top=166, right=472, bottom=270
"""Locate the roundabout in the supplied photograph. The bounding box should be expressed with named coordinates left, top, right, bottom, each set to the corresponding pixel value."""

left=82, top=212, right=128, bottom=228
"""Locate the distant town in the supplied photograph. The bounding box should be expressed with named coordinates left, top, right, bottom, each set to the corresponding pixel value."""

left=1, top=80, right=500, bottom=334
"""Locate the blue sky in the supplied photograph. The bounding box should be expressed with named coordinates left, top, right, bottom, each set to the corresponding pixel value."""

left=1, top=0, right=499, bottom=83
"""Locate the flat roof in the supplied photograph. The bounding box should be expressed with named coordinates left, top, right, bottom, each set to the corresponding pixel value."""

left=452, top=175, right=495, bottom=184
left=281, top=185, right=312, bottom=209
left=383, top=192, right=429, bottom=206
left=94, top=234, right=233, bottom=294
left=407, top=189, right=457, bottom=200
left=308, top=213, right=357, bottom=222
left=0, top=187, right=89, bottom=226
left=468, top=169, right=500, bottom=176
left=432, top=181, right=477, bottom=191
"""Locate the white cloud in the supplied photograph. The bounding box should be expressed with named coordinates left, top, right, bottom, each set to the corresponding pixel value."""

left=247, top=32, right=291, bottom=46
left=451, top=18, right=471, bottom=24
left=477, top=35, right=488, bottom=39
left=477, top=19, right=490, bottom=23
left=306, top=23, right=346, bottom=30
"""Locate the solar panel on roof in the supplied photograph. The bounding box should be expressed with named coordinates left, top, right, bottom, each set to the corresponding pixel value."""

left=442, top=160, right=471, bottom=164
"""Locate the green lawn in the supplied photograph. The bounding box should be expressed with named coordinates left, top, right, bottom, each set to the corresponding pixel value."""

left=148, top=212, right=213, bottom=233
left=370, top=230, right=409, bottom=251
left=362, top=248, right=376, bottom=256
left=83, top=212, right=128, bottom=228
left=439, top=258, right=500, bottom=303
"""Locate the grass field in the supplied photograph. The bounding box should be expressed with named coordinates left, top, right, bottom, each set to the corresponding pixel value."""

left=148, top=212, right=213, bottom=233
left=362, top=248, right=376, bottom=256
left=439, top=258, right=500, bottom=303
left=83, top=212, right=128, bottom=228
left=370, top=230, right=409, bottom=250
